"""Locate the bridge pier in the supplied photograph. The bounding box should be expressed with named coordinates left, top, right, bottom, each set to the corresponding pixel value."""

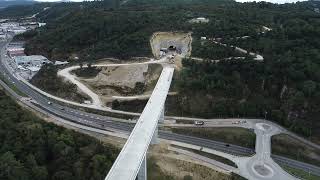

left=137, top=155, right=147, bottom=180
left=151, top=127, right=159, bottom=144
left=141, top=107, right=164, bottom=178
left=151, top=106, right=164, bottom=145
left=159, top=107, right=164, bottom=123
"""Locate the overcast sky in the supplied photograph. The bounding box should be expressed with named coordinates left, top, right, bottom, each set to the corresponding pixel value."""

left=235, top=0, right=306, bottom=3
left=35, top=0, right=307, bottom=3
left=35, top=0, right=86, bottom=2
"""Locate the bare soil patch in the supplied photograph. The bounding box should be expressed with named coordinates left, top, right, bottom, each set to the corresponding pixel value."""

left=75, top=62, right=162, bottom=105
left=148, top=143, right=240, bottom=180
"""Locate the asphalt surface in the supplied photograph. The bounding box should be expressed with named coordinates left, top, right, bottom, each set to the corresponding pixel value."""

left=237, top=123, right=296, bottom=180
left=0, top=41, right=320, bottom=177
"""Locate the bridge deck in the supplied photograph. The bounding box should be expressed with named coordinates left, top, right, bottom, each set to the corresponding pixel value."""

left=105, top=66, right=174, bottom=180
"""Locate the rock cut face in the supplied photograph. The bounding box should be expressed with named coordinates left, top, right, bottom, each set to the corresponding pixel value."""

left=150, top=32, right=192, bottom=58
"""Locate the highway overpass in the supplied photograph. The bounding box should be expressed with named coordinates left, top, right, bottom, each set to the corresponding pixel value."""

left=105, top=67, right=174, bottom=180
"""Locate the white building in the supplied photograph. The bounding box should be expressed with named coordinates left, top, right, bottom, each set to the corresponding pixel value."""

left=38, top=23, right=46, bottom=27
left=262, top=26, right=272, bottom=33
left=189, top=17, right=210, bottom=23
left=9, top=28, right=27, bottom=35
left=26, top=66, right=41, bottom=72
left=197, top=17, right=206, bottom=20
left=54, top=60, right=69, bottom=65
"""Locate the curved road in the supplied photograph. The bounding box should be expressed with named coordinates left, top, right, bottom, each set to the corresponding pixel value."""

left=0, top=41, right=320, bottom=178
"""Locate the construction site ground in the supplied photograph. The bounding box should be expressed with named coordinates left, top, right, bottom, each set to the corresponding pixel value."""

left=74, top=59, right=163, bottom=105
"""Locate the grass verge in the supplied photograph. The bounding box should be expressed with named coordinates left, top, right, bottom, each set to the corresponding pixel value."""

left=281, top=165, right=320, bottom=180
left=148, top=156, right=175, bottom=180
left=171, top=127, right=256, bottom=149
left=271, top=134, right=320, bottom=167
left=172, top=145, right=237, bottom=168
left=148, top=155, right=246, bottom=180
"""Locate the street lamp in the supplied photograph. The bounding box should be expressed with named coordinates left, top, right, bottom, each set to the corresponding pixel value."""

left=264, top=111, right=268, bottom=120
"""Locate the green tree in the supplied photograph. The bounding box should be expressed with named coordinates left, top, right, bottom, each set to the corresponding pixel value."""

left=32, top=166, right=48, bottom=180
left=53, top=171, right=73, bottom=180
left=302, top=80, right=316, bottom=97
left=0, top=152, right=28, bottom=180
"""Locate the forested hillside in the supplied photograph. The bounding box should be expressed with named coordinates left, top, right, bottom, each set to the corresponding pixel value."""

left=0, top=2, right=48, bottom=18
left=173, top=1, right=320, bottom=143
left=3, top=0, right=320, bottom=142
left=19, top=0, right=270, bottom=60
left=0, top=90, right=118, bottom=180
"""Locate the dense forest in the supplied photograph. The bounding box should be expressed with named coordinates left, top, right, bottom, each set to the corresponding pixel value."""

left=172, top=1, right=320, bottom=142
left=174, top=57, right=319, bottom=140
left=0, top=90, right=118, bottom=180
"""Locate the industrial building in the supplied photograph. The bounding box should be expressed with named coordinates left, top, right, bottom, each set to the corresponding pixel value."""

left=10, top=55, right=51, bottom=80
left=7, top=42, right=26, bottom=57
left=0, top=22, right=27, bottom=34
left=7, top=47, right=25, bottom=57
left=14, top=55, right=50, bottom=66
left=0, top=20, right=45, bottom=35
left=7, top=27, right=27, bottom=35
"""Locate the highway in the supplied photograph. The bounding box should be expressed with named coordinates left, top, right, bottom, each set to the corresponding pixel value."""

left=0, top=40, right=255, bottom=158
left=0, top=41, right=320, bottom=178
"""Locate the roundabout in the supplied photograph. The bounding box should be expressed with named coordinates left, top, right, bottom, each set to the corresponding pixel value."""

left=251, top=161, right=275, bottom=179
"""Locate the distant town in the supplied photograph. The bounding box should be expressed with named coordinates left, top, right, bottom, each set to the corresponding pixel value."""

left=1, top=13, right=68, bottom=80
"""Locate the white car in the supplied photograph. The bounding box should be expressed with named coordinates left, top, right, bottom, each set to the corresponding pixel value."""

left=194, top=121, right=204, bottom=125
